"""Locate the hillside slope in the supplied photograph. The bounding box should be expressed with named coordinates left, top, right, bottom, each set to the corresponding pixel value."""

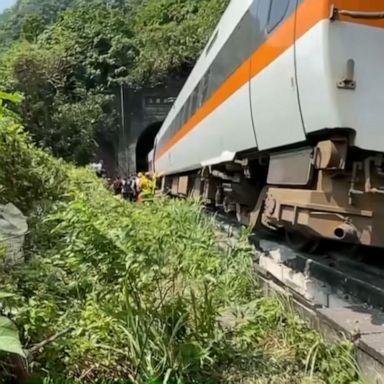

left=0, top=0, right=84, bottom=49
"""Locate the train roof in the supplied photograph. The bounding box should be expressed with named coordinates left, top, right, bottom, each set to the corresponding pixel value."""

left=156, top=0, right=253, bottom=143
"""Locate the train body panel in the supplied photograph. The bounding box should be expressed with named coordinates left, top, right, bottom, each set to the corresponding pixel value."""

left=250, top=0, right=305, bottom=150
left=156, top=81, right=256, bottom=175
left=331, top=21, right=384, bottom=152
left=250, top=45, right=304, bottom=150
left=295, top=20, right=340, bottom=136
left=152, top=0, right=384, bottom=249
left=297, top=5, right=384, bottom=151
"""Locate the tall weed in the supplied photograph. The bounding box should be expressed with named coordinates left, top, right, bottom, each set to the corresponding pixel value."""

left=6, top=178, right=361, bottom=383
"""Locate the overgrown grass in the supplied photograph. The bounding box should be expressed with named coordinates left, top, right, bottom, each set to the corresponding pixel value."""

left=3, top=174, right=361, bottom=383
left=0, top=96, right=362, bottom=383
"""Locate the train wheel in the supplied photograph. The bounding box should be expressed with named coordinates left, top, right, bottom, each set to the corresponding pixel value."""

left=285, top=229, right=320, bottom=253
left=236, top=203, right=250, bottom=226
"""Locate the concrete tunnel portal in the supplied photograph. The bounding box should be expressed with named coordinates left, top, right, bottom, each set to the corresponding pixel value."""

left=114, top=77, right=187, bottom=175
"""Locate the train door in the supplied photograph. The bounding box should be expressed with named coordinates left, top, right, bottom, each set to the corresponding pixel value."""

left=249, top=0, right=305, bottom=151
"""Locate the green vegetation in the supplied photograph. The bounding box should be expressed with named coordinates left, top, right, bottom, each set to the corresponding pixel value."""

left=0, top=1, right=364, bottom=382
left=0, top=0, right=228, bottom=164
left=0, top=0, right=76, bottom=49
left=0, top=94, right=362, bottom=383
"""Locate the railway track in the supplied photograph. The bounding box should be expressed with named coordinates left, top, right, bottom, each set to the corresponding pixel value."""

left=209, top=209, right=384, bottom=384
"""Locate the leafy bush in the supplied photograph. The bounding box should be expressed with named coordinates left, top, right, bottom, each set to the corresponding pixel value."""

left=0, top=92, right=67, bottom=213
left=0, top=42, right=110, bottom=164
left=14, top=177, right=257, bottom=382
left=0, top=293, right=25, bottom=358
left=4, top=181, right=361, bottom=382
left=129, top=0, right=229, bottom=84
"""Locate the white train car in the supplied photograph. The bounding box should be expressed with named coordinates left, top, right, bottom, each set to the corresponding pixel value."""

left=153, top=0, right=384, bottom=250
left=147, top=149, right=154, bottom=174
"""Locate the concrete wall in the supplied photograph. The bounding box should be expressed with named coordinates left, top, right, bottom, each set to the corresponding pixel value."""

left=116, top=77, right=186, bottom=176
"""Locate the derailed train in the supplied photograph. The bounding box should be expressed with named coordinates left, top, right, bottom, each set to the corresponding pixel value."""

left=150, top=0, right=384, bottom=249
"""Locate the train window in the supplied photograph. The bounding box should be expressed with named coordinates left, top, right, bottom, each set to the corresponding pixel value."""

left=249, top=0, right=258, bottom=18
left=176, top=108, right=182, bottom=130
left=187, top=95, right=193, bottom=121
left=183, top=98, right=191, bottom=126
left=178, top=108, right=184, bottom=129
left=200, top=70, right=210, bottom=106
left=191, top=86, right=199, bottom=116
left=206, top=9, right=254, bottom=101
left=257, top=0, right=272, bottom=31
left=179, top=105, right=185, bottom=128
left=268, top=0, right=290, bottom=32
left=188, top=94, right=194, bottom=120
left=182, top=107, right=187, bottom=127
left=174, top=111, right=181, bottom=133
left=197, top=84, right=202, bottom=110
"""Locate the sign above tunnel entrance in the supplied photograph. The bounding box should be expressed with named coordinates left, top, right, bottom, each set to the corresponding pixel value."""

left=144, top=96, right=176, bottom=106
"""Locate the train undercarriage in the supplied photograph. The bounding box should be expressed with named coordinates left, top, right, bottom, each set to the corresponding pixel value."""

left=160, top=137, right=384, bottom=250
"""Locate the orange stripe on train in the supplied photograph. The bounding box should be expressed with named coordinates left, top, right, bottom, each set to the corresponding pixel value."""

left=156, top=0, right=384, bottom=161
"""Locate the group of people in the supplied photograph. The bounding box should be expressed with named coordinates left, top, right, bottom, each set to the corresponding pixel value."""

left=110, top=175, right=141, bottom=202
left=90, top=160, right=107, bottom=179
left=89, top=160, right=155, bottom=202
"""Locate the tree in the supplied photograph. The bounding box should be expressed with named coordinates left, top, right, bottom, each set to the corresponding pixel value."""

left=0, top=0, right=76, bottom=50
left=0, top=0, right=229, bottom=164
left=129, top=0, right=229, bottom=85
left=21, top=13, right=45, bottom=42
left=0, top=42, right=105, bottom=164
left=42, top=4, right=137, bottom=88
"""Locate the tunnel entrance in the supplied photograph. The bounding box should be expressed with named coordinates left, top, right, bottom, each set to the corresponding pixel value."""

left=136, top=121, right=163, bottom=172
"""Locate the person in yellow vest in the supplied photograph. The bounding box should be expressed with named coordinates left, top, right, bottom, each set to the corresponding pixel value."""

left=136, top=173, right=144, bottom=203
